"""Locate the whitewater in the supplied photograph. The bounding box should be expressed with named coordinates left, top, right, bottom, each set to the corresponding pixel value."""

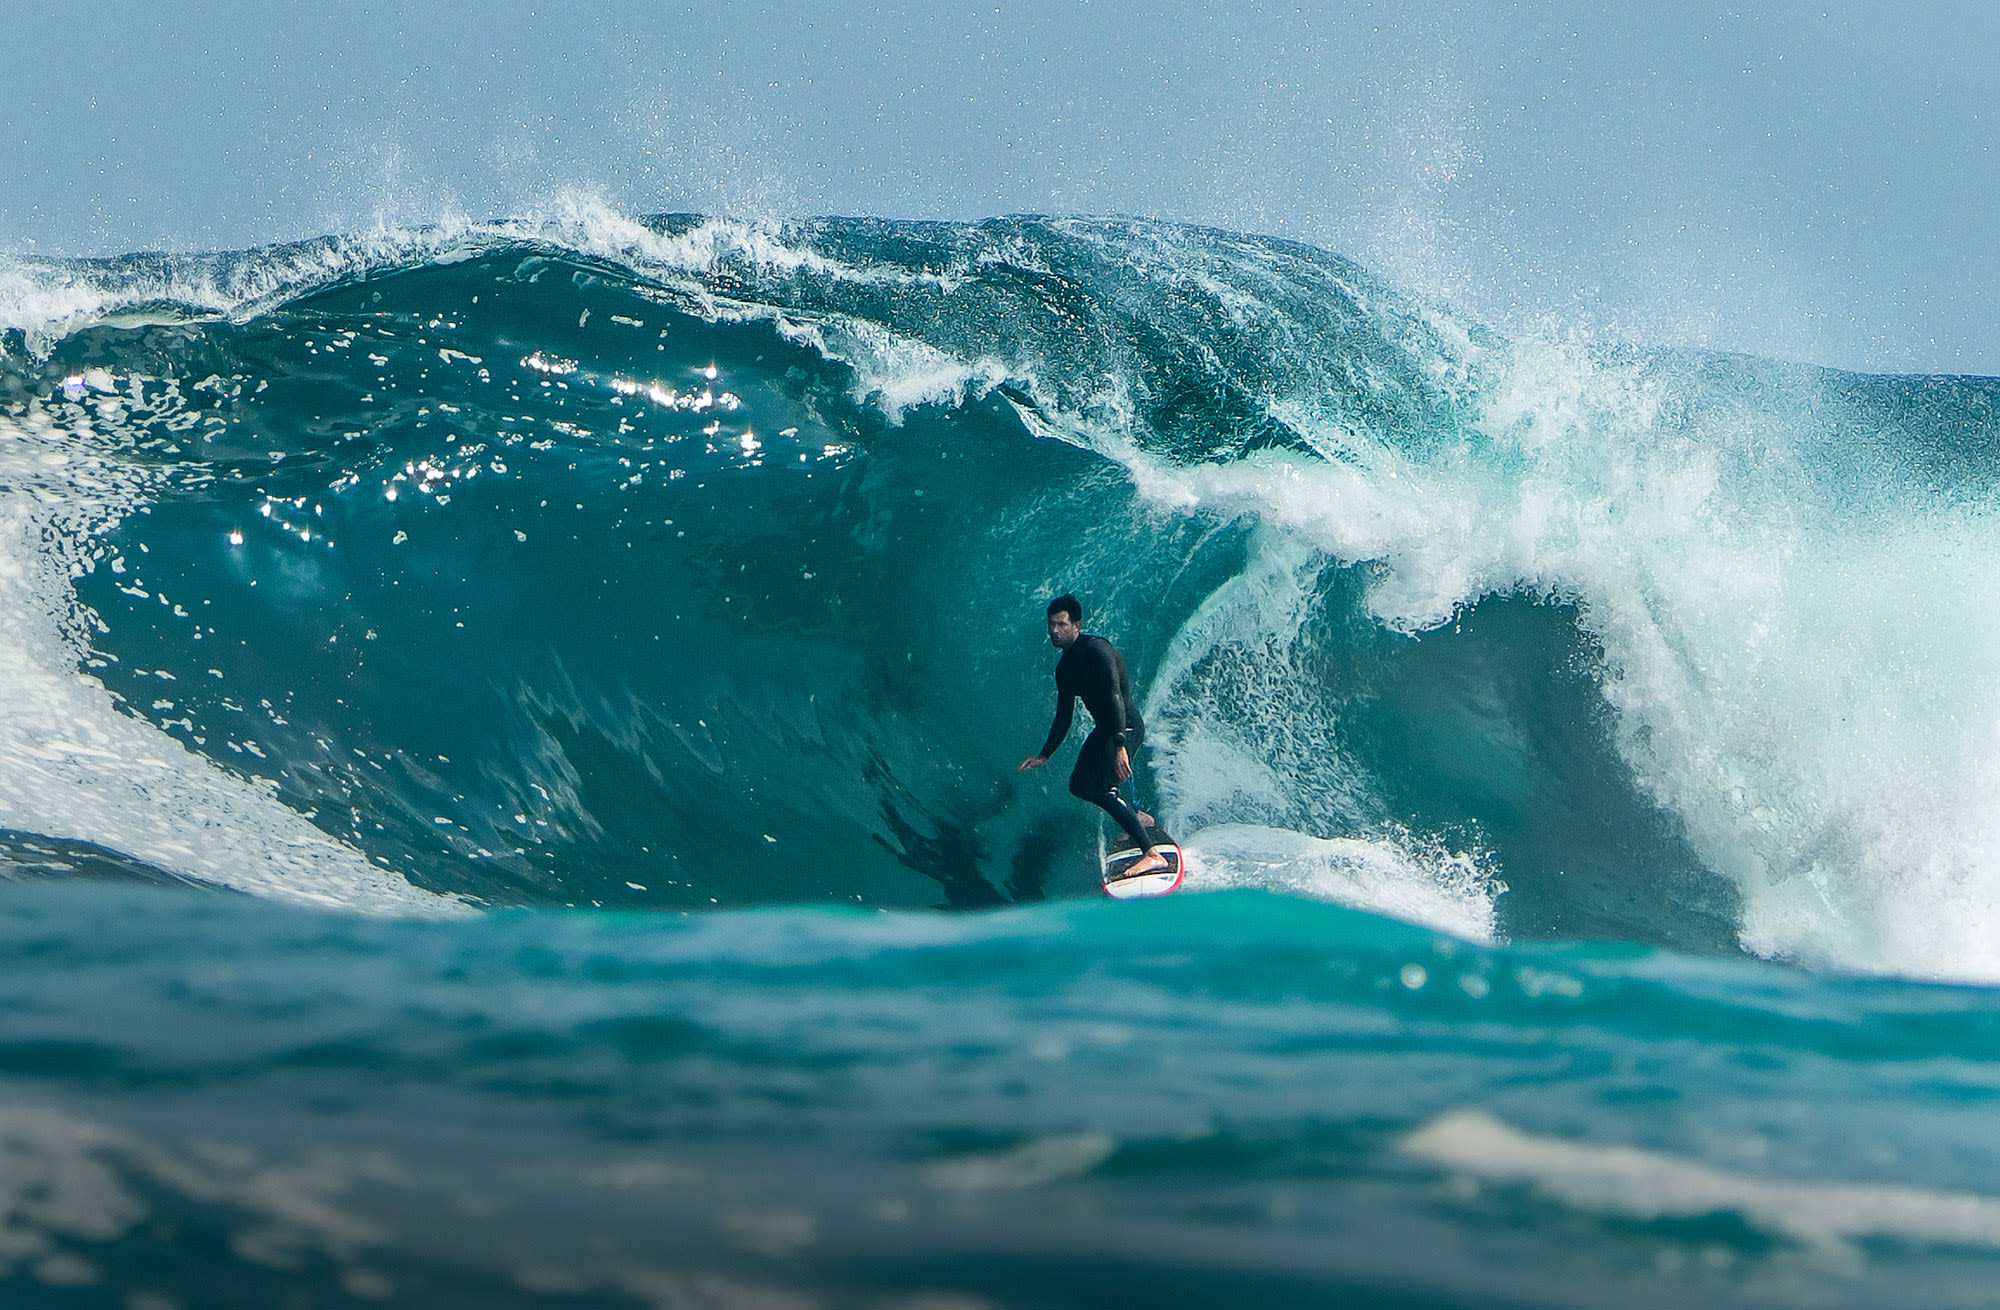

left=3, top=205, right=2000, bottom=1308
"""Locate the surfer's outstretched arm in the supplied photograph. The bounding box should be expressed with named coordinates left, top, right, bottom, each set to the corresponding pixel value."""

left=1034, top=691, right=1075, bottom=760
left=1018, top=692, right=1073, bottom=772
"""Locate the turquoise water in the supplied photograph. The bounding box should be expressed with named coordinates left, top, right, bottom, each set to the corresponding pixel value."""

left=3, top=212, right=2000, bottom=1306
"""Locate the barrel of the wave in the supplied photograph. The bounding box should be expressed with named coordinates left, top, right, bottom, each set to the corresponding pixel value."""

left=1100, top=823, right=1186, bottom=898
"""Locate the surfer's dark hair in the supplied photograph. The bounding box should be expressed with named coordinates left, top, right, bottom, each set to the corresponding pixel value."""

left=1047, top=594, right=1082, bottom=623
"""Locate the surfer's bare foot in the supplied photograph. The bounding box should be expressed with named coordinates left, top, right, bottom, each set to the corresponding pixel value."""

left=1136, top=810, right=1155, bottom=827
left=1126, top=850, right=1170, bottom=877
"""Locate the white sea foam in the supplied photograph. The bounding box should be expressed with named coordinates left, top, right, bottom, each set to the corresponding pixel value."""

left=1124, top=527, right=1502, bottom=942
left=1184, top=824, right=1500, bottom=944
left=771, top=315, right=1009, bottom=423
left=1403, top=1108, right=2000, bottom=1258
left=0, top=399, right=462, bottom=916
left=1106, top=331, right=2000, bottom=981
left=925, top=1134, right=1118, bottom=1191
left=0, top=196, right=932, bottom=357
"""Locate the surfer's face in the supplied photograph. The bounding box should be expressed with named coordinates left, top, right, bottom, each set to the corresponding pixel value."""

left=1046, top=611, right=1080, bottom=649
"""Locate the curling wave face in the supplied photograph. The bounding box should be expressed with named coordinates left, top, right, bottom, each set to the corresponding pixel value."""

left=3, top=210, right=1998, bottom=975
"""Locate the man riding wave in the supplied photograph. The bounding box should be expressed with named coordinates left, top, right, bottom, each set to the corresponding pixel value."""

left=1018, top=594, right=1171, bottom=880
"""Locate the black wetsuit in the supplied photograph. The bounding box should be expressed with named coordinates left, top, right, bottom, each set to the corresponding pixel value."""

left=1038, top=634, right=1151, bottom=849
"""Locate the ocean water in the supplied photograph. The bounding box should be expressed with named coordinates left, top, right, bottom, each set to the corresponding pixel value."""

left=3, top=210, right=2000, bottom=1307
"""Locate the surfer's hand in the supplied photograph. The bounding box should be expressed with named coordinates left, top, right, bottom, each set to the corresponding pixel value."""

left=1114, top=746, right=1132, bottom=782
left=1018, top=756, right=1046, bottom=773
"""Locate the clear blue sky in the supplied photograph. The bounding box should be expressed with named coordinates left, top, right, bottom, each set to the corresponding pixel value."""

left=4, top=1, right=1993, bottom=374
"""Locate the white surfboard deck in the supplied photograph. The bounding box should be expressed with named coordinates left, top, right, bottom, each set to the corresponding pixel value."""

left=1101, top=824, right=1185, bottom=899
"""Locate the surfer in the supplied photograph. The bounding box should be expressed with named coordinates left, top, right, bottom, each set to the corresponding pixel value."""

left=1018, top=595, right=1171, bottom=879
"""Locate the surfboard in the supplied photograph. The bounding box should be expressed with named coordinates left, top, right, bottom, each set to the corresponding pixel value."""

left=1101, top=824, right=1185, bottom=899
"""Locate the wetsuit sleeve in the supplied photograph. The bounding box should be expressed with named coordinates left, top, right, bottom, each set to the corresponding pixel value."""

left=1091, top=640, right=1131, bottom=748
left=1038, top=679, right=1076, bottom=759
